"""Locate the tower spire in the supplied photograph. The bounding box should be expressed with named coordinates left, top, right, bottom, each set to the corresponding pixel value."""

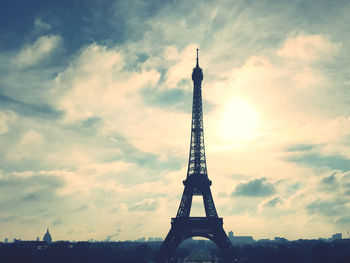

left=196, top=48, right=199, bottom=66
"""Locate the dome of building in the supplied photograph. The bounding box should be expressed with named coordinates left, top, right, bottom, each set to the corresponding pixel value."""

left=43, top=228, right=52, bottom=243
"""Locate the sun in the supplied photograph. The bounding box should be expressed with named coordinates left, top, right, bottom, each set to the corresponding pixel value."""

left=218, top=98, right=259, bottom=141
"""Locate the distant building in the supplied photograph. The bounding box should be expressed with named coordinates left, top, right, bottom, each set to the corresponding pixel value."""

left=274, top=237, right=288, bottom=243
left=135, top=237, right=145, bottom=242
left=43, top=228, right=52, bottom=243
left=332, top=233, right=342, bottom=240
left=228, top=230, right=254, bottom=244
left=147, top=237, right=163, bottom=242
left=4, top=238, right=8, bottom=243
left=36, top=237, right=40, bottom=242
left=258, top=239, right=271, bottom=243
left=228, top=231, right=234, bottom=239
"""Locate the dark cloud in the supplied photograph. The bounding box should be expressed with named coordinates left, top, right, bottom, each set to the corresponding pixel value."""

left=286, top=144, right=315, bottom=152
left=285, top=182, right=302, bottom=195
left=21, top=192, right=41, bottom=202
left=141, top=86, right=215, bottom=114
left=141, top=87, right=191, bottom=112
left=128, top=200, right=158, bottom=211
left=322, top=174, right=337, bottom=185
left=0, top=94, right=62, bottom=119
left=319, top=173, right=339, bottom=192
left=285, top=153, right=350, bottom=172
left=64, top=117, right=103, bottom=136
left=335, top=216, right=350, bottom=224
left=0, top=174, right=65, bottom=216
left=232, top=177, right=276, bottom=197
left=263, top=197, right=282, bottom=207
left=307, top=198, right=347, bottom=217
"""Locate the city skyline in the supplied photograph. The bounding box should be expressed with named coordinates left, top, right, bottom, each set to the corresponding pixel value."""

left=1, top=0, right=350, bottom=242
left=3, top=228, right=345, bottom=244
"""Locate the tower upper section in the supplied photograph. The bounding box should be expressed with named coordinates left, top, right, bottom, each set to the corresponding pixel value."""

left=187, top=49, right=208, bottom=179
left=192, top=49, right=203, bottom=85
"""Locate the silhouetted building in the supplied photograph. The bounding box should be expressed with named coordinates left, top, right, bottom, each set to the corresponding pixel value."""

left=4, top=238, right=8, bottom=243
left=332, top=233, right=342, bottom=240
left=274, top=237, right=288, bottom=243
left=147, top=237, right=163, bottom=242
left=258, top=239, right=271, bottom=243
left=228, top=230, right=255, bottom=244
left=228, top=231, right=234, bottom=239
left=43, top=228, right=52, bottom=243
left=36, top=236, right=40, bottom=241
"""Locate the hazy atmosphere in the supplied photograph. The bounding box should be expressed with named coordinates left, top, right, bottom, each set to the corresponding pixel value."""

left=1, top=0, right=350, bottom=242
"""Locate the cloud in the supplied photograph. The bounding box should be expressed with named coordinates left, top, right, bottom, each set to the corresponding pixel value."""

left=232, top=177, right=276, bottom=197
left=128, top=199, right=159, bottom=211
left=52, top=219, right=63, bottom=226
left=335, top=216, right=350, bottom=224
left=0, top=94, right=62, bottom=119
left=320, top=173, right=339, bottom=191
left=141, top=87, right=191, bottom=112
left=21, top=192, right=42, bottom=202
left=34, top=18, right=52, bottom=31
left=6, top=130, right=44, bottom=161
left=165, top=44, right=199, bottom=89
left=307, top=198, right=347, bottom=217
left=285, top=144, right=315, bottom=152
left=303, top=170, right=350, bottom=225
left=0, top=110, right=16, bottom=135
left=277, top=33, right=339, bottom=62
left=0, top=172, right=65, bottom=222
left=12, top=35, right=61, bottom=67
left=74, top=204, right=89, bottom=212
left=263, top=196, right=282, bottom=207
left=285, top=153, right=350, bottom=172
left=0, top=214, right=16, bottom=223
left=54, top=43, right=160, bottom=123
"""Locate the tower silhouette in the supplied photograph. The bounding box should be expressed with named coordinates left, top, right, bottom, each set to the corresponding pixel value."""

left=157, top=50, right=233, bottom=262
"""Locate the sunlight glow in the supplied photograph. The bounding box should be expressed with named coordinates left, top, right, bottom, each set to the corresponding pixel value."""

left=218, top=98, right=259, bottom=141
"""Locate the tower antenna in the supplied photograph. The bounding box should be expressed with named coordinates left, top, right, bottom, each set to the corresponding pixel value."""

left=196, top=48, right=199, bottom=66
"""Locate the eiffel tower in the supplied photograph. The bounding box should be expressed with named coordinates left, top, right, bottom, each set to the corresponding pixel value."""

left=157, top=50, right=234, bottom=262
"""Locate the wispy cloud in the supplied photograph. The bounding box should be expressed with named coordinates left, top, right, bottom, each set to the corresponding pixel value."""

left=12, top=35, right=61, bottom=67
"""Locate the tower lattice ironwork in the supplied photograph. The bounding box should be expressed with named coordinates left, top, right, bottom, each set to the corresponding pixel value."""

left=157, top=50, right=234, bottom=262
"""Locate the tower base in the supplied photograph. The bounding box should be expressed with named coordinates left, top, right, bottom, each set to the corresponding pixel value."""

left=157, top=217, right=234, bottom=263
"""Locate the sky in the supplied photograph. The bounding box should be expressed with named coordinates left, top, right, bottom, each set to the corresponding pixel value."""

left=1, top=0, right=350, bottom=242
